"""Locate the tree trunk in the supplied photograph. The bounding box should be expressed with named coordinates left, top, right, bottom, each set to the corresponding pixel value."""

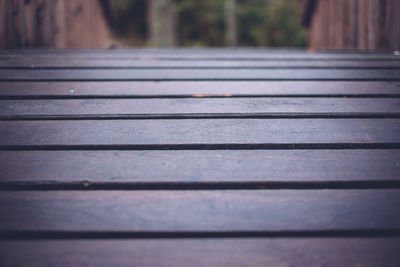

left=148, top=0, right=176, bottom=47
left=224, top=0, right=237, bottom=46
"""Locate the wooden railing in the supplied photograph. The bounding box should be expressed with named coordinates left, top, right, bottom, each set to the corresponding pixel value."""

left=304, top=0, right=400, bottom=50
left=0, top=0, right=113, bottom=49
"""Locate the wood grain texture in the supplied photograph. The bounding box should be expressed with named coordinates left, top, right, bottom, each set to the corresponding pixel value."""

left=308, top=0, right=400, bottom=50
left=1, top=238, right=400, bottom=267
left=0, top=0, right=113, bottom=49
left=0, top=150, right=398, bottom=184
left=1, top=190, right=400, bottom=231
left=2, top=49, right=400, bottom=60
left=0, top=119, right=399, bottom=147
left=2, top=59, right=400, bottom=68
left=1, top=81, right=399, bottom=98
left=1, top=69, right=400, bottom=81
left=1, top=48, right=399, bottom=266
left=0, top=98, right=398, bottom=117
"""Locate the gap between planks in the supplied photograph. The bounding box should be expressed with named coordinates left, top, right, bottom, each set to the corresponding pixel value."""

left=1, top=113, right=399, bottom=120
left=2, top=229, right=400, bottom=240
left=1, top=180, right=400, bottom=191
left=1, top=143, right=400, bottom=151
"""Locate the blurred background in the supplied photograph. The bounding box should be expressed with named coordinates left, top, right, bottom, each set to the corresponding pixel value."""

left=1, top=0, right=399, bottom=50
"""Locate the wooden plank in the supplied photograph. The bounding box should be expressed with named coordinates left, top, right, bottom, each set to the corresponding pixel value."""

left=0, top=81, right=399, bottom=98
left=2, top=47, right=396, bottom=53
left=0, top=119, right=399, bottom=147
left=0, top=150, right=398, bottom=186
left=0, top=98, right=398, bottom=119
left=1, top=55, right=399, bottom=61
left=2, top=59, right=400, bottom=68
left=1, top=69, right=400, bottom=81
left=1, top=190, right=400, bottom=231
left=1, top=238, right=400, bottom=266
left=1, top=49, right=399, bottom=60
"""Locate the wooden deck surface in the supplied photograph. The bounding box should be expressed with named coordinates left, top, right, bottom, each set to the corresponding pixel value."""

left=0, top=49, right=400, bottom=266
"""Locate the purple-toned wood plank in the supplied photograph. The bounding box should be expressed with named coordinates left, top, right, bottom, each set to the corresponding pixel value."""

left=1, top=238, right=400, bottom=267
left=1, top=49, right=399, bottom=60
left=2, top=59, right=400, bottom=68
left=1, top=81, right=398, bottom=97
left=1, top=190, right=400, bottom=231
left=1, top=69, right=400, bottom=81
left=0, top=150, right=399, bottom=185
left=0, top=119, right=399, bottom=146
left=0, top=98, right=399, bottom=117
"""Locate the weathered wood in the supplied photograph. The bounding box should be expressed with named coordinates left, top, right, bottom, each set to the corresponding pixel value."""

left=1, top=190, right=400, bottom=231
left=0, top=48, right=399, bottom=267
left=0, top=98, right=398, bottom=119
left=1, top=49, right=399, bottom=59
left=308, top=0, right=400, bottom=50
left=3, top=59, right=400, bottom=68
left=0, top=0, right=113, bottom=49
left=1, top=69, right=400, bottom=81
left=0, top=47, right=399, bottom=267
left=1, top=55, right=399, bottom=62
left=0, top=0, right=6, bottom=50
left=2, top=48, right=396, bottom=53
left=0, top=119, right=399, bottom=147
left=1, top=238, right=400, bottom=266
left=0, top=81, right=399, bottom=98
left=0, top=150, right=398, bottom=187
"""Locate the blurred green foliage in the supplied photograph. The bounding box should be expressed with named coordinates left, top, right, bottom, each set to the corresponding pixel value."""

left=237, top=0, right=307, bottom=47
left=112, top=0, right=148, bottom=45
left=175, top=0, right=225, bottom=46
left=111, top=0, right=307, bottom=47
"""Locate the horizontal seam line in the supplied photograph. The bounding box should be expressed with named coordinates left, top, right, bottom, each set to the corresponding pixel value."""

left=1, top=180, right=400, bottom=191
left=2, top=67, right=400, bottom=70
left=1, top=113, right=399, bottom=120
left=1, top=143, right=400, bottom=151
left=0, top=95, right=399, bottom=100
left=2, top=79, right=400, bottom=82
left=1, top=58, right=399, bottom=62
left=1, top=229, right=400, bottom=239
